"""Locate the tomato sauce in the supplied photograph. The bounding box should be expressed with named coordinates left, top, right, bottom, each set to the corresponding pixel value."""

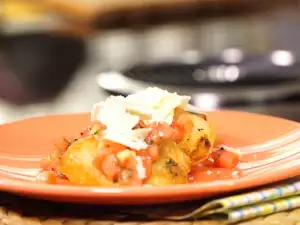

left=189, top=160, right=243, bottom=183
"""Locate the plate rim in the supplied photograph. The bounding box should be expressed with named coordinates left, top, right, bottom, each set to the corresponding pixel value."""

left=0, top=110, right=299, bottom=204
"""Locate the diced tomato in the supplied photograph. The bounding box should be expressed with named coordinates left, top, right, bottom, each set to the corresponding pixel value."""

left=124, top=156, right=137, bottom=169
left=201, top=157, right=215, bottom=167
left=129, top=174, right=143, bottom=186
left=176, top=112, right=191, bottom=125
left=134, top=120, right=147, bottom=129
left=93, top=151, right=110, bottom=171
left=172, top=125, right=184, bottom=143
left=157, top=123, right=174, bottom=140
left=212, top=150, right=239, bottom=169
left=145, top=128, right=161, bottom=145
left=80, top=128, right=90, bottom=138
left=48, top=148, right=58, bottom=160
left=147, top=122, right=175, bottom=141
left=108, top=142, right=127, bottom=153
left=118, top=168, right=144, bottom=186
left=49, top=161, right=60, bottom=172
left=211, top=151, right=222, bottom=164
left=147, top=144, right=159, bottom=161
left=117, top=154, right=151, bottom=185
left=98, top=140, right=110, bottom=151
left=98, top=140, right=127, bottom=153
left=101, top=154, right=121, bottom=181
left=119, top=169, right=134, bottom=183
left=36, top=171, right=57, bottom=184
left=55, top=138, right=70, bottom=151
left=117, top=153, right=136, bottom=169
left=175, top=113, right=193, bottom=133
left=115, top=149, right=137, bottom=169
left=117, top=156, right=129, bottom=168
left=40, top=157, right=52, bottom=170
left=136, top=149, right=149, bottom=157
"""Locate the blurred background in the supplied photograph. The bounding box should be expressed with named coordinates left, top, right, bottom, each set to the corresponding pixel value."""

left=1, top=0, right=300, bottom=123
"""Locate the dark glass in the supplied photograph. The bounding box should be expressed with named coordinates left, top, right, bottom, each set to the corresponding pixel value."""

left=0, top=33, right=86, bottom=104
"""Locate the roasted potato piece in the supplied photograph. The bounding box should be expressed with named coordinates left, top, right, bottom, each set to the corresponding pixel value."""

left=146, top=140, right=191, bottom=186
left=60, top=112, right=213, bottom=186
left=178, top=113, right=216, bottom=165
left=60, top=137, right=116, bottom=187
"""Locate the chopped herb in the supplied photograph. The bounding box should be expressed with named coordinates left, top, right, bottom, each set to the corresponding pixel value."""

left=113, top=178, right=118, bottom=183
left=197, top=128, right=204, bottom=132
left=56, top=172, right=66, bottom=178
left=63, top=138, right=72, bottom=147
left=120, top=169, right=133, bottom=181
left=128, top=169, right=133, bottom=178
left=165, top=158, right=178, bottom=167
left=172, top=171, right=179, bottom=176
left=165, top=159, right=179, bottom=177
left=134, top=122, right=143, bottom=129
left=204, top=138, right=211, bottom=147
left=93, top=129, right=100, bottom=135
left=146, top=138, right=154, bottom=145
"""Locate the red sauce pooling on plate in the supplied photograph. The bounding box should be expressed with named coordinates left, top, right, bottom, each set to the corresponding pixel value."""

left=189, top=156, right=242, bottom=183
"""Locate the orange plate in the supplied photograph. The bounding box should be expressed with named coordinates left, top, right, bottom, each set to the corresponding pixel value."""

left=0, top=110, right=299, bottom=205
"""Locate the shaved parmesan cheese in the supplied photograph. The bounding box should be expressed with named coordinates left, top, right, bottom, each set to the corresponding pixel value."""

left=91, top=87, right=193, bottom=149
left=136, top=156, right=147, bottom=179
left=98, top=96, right=139, bottom=133
left=103, top=128, right=151, bottom=150
left=126, top=87, right=191, bottom=125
